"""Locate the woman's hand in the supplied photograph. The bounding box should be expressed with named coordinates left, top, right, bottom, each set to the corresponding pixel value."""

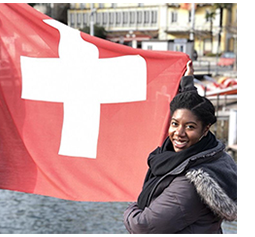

left=184, top=60, right=194, bottom=76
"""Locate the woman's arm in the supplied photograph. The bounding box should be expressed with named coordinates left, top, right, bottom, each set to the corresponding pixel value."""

left=184, top=60, right=194, bottom=76
left=123, top=175, right=204, bottom=234
left=179, top=60, right=197, bottom=93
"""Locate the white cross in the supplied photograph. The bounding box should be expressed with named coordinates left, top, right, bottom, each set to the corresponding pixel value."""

left=20, top=19, right=147, bottom=158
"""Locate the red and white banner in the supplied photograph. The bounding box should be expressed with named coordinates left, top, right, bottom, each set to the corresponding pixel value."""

left=0, top=3, right=189, bottom=201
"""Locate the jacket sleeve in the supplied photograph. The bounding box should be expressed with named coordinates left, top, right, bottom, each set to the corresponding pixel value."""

left=179, top=75, right=197, bottom=93
left=123, top=175, right=205, bottom=234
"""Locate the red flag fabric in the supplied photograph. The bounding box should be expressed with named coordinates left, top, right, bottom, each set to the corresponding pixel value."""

left=0, top=3, right=189, bottom=201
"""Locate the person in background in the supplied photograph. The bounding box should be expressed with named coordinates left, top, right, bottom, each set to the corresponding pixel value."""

left=193, top=49, right=198, bottom=61
left=123, top=61, right=237, bottom=234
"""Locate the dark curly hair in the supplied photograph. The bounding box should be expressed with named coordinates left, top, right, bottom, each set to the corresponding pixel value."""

left=170, top=91, right=217, bottom=128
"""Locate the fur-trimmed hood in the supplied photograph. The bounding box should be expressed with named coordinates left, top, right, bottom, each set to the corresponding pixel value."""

left=185, top=141, right=237, bottom=222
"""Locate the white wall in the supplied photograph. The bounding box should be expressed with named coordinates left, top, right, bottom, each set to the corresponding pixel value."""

left=142, top=41, right=168, bottom=51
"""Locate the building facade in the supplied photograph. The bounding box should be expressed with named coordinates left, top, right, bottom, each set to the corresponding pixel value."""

left=67, top=3, right=237, bottom=56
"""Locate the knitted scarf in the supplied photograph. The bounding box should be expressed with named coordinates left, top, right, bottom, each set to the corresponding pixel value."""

left=137, top=131, right=218, bottom=210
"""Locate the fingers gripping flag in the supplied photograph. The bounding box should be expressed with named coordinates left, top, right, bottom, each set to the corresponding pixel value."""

left=0, top=3, right=189, bottom=201
left=21, top=19, right=147, bottom=158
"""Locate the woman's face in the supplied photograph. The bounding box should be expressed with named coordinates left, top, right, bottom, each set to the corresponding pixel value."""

left=168, top=109, right=209, bottom=152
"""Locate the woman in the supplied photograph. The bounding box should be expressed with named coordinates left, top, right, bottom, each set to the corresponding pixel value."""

left=123, top=61, right=237, bottom=234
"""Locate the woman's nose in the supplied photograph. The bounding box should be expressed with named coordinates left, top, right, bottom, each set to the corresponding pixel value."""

left=175, top=126, right=185, bottom=136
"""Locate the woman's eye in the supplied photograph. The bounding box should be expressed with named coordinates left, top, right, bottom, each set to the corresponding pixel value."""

left=186, top=125, right=195, bottom=129
left=171, top=121, right=178, bottom=126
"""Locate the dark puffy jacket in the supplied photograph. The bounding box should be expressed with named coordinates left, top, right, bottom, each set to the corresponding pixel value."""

left=123, top=140, right=237, bottom=234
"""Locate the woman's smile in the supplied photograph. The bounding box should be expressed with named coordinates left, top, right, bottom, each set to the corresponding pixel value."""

left=173, top=139, right=188, bottom=149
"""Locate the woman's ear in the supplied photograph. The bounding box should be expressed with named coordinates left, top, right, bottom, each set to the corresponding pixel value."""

left=204, top=124, right=211, bottom=136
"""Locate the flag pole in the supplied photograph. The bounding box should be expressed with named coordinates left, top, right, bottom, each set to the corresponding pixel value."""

left=189, top=3, right=195, bottom=60
left=90, top=3, right=94, bottom=36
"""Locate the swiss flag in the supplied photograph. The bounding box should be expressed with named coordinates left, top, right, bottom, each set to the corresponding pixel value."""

left=0, top=3, right=189, bottom=201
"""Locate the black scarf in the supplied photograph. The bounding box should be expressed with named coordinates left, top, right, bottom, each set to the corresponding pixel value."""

left=137, top=131, right=218, bottom=210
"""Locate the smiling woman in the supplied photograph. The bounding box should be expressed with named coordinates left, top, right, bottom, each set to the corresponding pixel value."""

left=169, top=90, right=216, bottom=152
left=123, top=61, right=237, bottom=234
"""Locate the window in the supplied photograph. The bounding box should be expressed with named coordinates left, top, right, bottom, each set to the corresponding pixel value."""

left=144, top=11, right=150, bottom=24
left=130, top=11, right=135, bottom=24
left=83, top=13, right=88, bottom=26
left=70, top=13, right=75, bottom=26
left=123, top=12, right=128, bottom=24
left=137, top=11, right=142, bottom=24
left=171, top=11, right=178, bottom=23
left=151, top=10, right=157, bottom=24
left=174, top=44, right=185, bottom=52
left=116, top=12, right=121, bottom=25
left=109, top=12, right=114, bottom=25
left=103, top=12, right=108, bottom=25
left=188, top=10, right=191, bottom=22
left=96, top=12, right=101, bottom=25
left=77, top=13, right=81, bottom=24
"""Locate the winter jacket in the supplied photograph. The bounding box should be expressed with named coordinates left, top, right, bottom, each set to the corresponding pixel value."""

left=123, top=140, right=237, bottom=234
